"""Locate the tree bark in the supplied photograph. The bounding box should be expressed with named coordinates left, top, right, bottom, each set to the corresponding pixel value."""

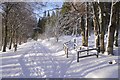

left=84, top=2, right=89, bottom=47
left=14, top=30, right=18, bottom=51
left=80, top=16, right=86, bottom=46
left=18, top=35, right=22, bottom=45
left=93, top=15, right=99, bottom=48
left=0, top=14, right=2, bottom=51
left=92, top=2, right=100, bottom=48
left=106, top=2, right=117, bottom=55
left=9, top=30, right=14, bottom=49
left=114, top=3, right=119, bottom=47
left=9, top=37, right=12, bottom=49
left=2, top=3, right=14, bottom=52
left=107, top=24, right=116, bottom=55
left=99, top=3, right=105, bottom=53
left=2, top=11, right=8, bottom=52
left=114, top=27, right=119, bottom=47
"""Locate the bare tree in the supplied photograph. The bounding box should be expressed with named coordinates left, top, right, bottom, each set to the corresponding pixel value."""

left=0, top=13, right=2, bottom=50
left=2, top=2, right=16, bottom=52
left=114, top=2, right=120, bottom=47
left=92, top=2, right=100, bottom=48
left=106, top=1, right=119, bottom=55
left=1, top=2, right=38, bottom=52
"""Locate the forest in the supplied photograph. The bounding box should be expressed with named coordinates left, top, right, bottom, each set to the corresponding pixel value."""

left=0, top=1, right=119, bottom=54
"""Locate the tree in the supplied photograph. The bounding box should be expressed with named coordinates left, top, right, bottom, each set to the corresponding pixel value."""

left=106, top=1, right=119, bottom=55
left=98, top=2, right=105, bottom=53
left=0, top=7, right=1, bottom=51
left=37, top=18, right=46, bottom=34
left=84, top=2, right=89, bottom=47
left=61, top=2, right=71, bottom=14
left=114, top=2, right=120, bottom=47
left=92, top=2, right=100, bottom=48
left=1, top=2, right=37, bottom=52
left=2, top=2, right=15, bottom=52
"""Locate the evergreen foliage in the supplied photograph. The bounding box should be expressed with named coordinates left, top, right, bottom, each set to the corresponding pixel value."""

left=61, top=2, right=71, bottom=14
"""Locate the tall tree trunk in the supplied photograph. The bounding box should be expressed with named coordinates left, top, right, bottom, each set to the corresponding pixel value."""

left=92, top=2, right=100, bottom=48
left=19, top=35, right=22, bottom=45
left=114, top=3, right=119, bottom=47
left=106, top=2, right=117, bottom=55
left=2, top=11, right=8, bottom=52
left=14, top=30, right=18, bottom=51
left=9, top=30, right=14, bottom=49
left=107, top=24, right=116, bottom=55
left=84, top=2, right=89, bottom=47
left=80, top=16, right=86, bottom=46
left=114, top=27, right=119, bottom=47
left=93, top=15, right=99, bottom=48
left=9, top=37, right=12, bottom=49
left=99, top=3, right=105, bottom=53
left=0, top=14, right=2, bottom=51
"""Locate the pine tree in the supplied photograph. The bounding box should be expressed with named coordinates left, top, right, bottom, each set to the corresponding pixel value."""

left=61, top=2, right=71, bottom=14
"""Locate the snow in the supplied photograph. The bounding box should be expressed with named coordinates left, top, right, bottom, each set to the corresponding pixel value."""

left=85, top=65, right=118, bottom=78
left=0, top=34, right=119, bottom=78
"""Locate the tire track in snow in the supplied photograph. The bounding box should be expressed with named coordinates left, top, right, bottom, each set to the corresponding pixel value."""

left=32, top=42, right=54, bottom=78
left=39, top=42, right=75, bottom=78
left=18, top=45, right=35, bottom=78
left=20, top=42, right=60, bottom=78
left=34, top=42, right=61, bottom=78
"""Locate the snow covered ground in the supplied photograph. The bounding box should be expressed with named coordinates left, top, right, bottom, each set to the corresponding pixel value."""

left=0, top=34, right=119, bottom=78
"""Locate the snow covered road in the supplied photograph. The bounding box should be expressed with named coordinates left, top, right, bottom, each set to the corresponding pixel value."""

left=0, top=37, right=119, bottom=78
left=1, top=41, right=74, bottom=78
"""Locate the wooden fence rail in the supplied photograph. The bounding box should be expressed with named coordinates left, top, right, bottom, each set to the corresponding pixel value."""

left=63, top=43, right=69, bottom=58
left=63, top=40, right=77, bottom=58
left=63, top=40, right=100, bottom=62
left=77, top=47, right=100, bottom=62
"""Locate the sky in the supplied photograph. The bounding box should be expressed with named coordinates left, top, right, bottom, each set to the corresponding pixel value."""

left=34, top=2, right=63, bottom=20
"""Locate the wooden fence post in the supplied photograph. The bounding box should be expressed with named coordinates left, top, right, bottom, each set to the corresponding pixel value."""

left=66, top=47, right=68, bottom=58
left=74, top=39, right=76, bottom=49
left=77, top=51, right=79, bottom=62
left=87, top=47, right=89, bottom=55
left=97, top=46, right=100, bottom=58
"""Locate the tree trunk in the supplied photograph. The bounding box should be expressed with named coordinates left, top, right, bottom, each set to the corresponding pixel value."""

left=9, top=37, right=12, bottom=49
left=81, top=31, right=86, bottom=46
left=99, top=3, right=105, bottom=53
left=84, top=2, right=89, bottom=47
left=114, top=27, right=119, bottom=47
left=9, top=29, right=14, bottom=49
left=19, top=35, right=22, bottom=45
left=107, top=24, right=116, bottom=55
left=80, top=16, right=86, bottom=46
left=114, top=3, right=119, bottom=47
left=93, top=15, right=99, bottom=48
left=92, top=2, right=100, bottom=48
left=106, top=2, right=117, bottom=55
left=14, top=31, right=18, bottom=52
left=0, top=14, right=2, bottom=51
left=2, top=11, right=8, bottom=52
